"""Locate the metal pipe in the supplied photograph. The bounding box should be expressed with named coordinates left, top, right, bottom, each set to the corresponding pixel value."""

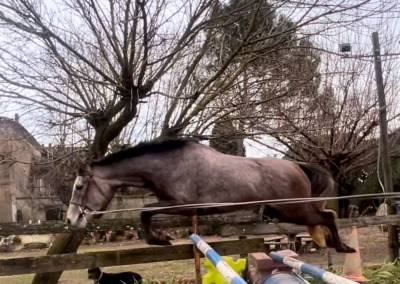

left=270, top=252, right=357, bottom=284
left=263, top=272, right=309, bottom=284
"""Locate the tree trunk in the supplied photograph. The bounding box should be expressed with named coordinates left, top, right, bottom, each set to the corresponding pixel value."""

left=31, top=232, right=85, bottom=284
left=209, top=118, right=245, bottom=156
left=90, top=124, right=112, bottom=158
left=31, top=105, right=137, bottom=284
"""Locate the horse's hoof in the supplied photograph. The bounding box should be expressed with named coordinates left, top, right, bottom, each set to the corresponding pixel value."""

left=335, top=243, right=356, bottom=253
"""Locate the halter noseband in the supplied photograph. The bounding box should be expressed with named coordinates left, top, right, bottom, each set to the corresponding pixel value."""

left=68, top=201, right=91, bottom=221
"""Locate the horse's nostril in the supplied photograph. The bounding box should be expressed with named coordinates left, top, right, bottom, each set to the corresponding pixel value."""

left=66, top=218, right=71, bottom=225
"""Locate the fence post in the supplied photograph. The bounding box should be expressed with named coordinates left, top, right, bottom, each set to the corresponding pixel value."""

left=371, top=31, right=399, bottom=262
left=192, top=215, right=202, bottom=284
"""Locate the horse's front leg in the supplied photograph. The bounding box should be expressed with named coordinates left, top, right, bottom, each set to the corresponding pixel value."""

left=140, top=203, right=174, bottom=245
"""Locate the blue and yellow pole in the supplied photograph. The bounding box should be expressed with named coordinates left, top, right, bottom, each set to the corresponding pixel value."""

left=190, top=234, right=247, bottom=284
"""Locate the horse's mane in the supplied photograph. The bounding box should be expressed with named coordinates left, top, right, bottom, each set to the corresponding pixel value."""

left=91, top=138, right=196, bottom=166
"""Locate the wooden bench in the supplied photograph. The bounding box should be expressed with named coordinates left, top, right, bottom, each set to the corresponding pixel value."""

left=295, top=233, right=315, bottom=253
left=264, top=235, right=286, bottom=252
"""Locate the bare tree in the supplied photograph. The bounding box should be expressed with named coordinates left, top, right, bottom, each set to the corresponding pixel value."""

left=209, top=118, right=246, bottom=156
left=250, top=47, right=400, bottom=216
left=149, top=0, right=388, bottom=141
left=0, top=0, right=218, bottom=157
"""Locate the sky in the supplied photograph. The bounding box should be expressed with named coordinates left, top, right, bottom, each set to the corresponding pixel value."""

left=1, top=0, right=400, bottom=158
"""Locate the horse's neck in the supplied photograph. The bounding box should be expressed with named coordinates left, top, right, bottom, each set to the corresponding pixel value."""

left=92, top=154, right=171, bottom=182
left=92, top=155, right=163, bottom=186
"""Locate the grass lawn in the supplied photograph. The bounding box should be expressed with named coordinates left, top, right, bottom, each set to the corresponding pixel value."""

left=3, top=262, right=400, bottom=284
left=307, top=263, right=400, bottom=284
left=0, top=259, right=196, bottom=284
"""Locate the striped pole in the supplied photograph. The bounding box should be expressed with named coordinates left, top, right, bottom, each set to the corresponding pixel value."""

left=190, top=234, right=247, bottom=284
left=270, top=252, right=358, bottom=284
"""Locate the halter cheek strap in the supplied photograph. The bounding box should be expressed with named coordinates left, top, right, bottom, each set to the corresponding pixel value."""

left=69, top=201, right=82, bottom=207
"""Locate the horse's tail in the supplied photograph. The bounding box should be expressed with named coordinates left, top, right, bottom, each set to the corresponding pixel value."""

left=297, top=163, right=353, bottom=252
left=297, top=162, right=335, bottom=198
left=298, top=162, right=336, bottom=248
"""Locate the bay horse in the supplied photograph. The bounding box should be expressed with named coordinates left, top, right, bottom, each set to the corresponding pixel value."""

left=66, top=139, right=355, bottom=253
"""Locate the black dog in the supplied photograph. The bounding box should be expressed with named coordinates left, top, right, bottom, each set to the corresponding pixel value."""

left=88, top=267, right=143, bottom=284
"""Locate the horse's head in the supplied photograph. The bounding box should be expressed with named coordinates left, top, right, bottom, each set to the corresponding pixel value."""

left=66, top=165, right=111, bottom=228
left=66, top=166, right=92, bottom=228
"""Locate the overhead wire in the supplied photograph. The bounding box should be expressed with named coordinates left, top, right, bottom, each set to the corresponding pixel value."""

left=86, top=191, right=400, bottom=215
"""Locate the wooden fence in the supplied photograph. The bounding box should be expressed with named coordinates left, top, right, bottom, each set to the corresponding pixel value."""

left=0, top=238, right=265, bottom=276
left=0, top=214, right=399, bottom=236
left=220, top=214, right=400, bottom=236
left=0, top=212, right=256, bottom=235
left=0, top=214, right=399, bottom=277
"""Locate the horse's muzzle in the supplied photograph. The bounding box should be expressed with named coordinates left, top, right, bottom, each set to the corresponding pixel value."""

left=66, top=204, right=89, bottom=228
left=66, top=215, right=88, bottom=228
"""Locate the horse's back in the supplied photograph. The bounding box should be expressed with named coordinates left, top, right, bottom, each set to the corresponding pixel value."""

left=187, top=146, right=311, bottom=201
left=250, top=157, right=311, bottom=194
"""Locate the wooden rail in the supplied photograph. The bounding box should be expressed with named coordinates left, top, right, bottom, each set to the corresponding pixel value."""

left=220, top=215, right=400, bottom=236
left=0, top=214, right=398, bottom=236
left=0, top=238, right=265, bottom=276
left=0, top=212, right=256, bottom=235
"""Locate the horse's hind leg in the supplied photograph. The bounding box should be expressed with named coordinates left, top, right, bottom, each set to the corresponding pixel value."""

left=317, top=210, right=356, bottom=253
left=140, top=202, right=174, bottom=245
left=308, top=225, right=326, bottom=248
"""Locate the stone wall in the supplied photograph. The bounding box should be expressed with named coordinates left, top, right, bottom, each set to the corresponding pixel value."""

left=0, top=138, right=16, bottom=222
left=0, top=183, right=13, bottom=222
left=106, top=194, right=157, bottom=219
left=0, top=117, right=43, bottom=223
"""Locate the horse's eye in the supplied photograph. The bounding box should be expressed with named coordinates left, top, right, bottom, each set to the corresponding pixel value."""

left=74, top=176, right=85, bottom=191
left=75, top=184, right=83, bottom=191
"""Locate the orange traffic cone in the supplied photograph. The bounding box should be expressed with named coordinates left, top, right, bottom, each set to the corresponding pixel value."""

left=343, top=226, right=368, bottom=283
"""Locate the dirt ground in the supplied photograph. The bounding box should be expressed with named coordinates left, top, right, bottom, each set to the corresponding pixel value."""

left=0, top=226, right=391, bottom=284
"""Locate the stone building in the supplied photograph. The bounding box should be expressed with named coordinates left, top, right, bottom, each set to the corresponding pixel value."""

left=0, top=115, right=156, bottom=224
left=0, top=116, right=64, bottom=223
